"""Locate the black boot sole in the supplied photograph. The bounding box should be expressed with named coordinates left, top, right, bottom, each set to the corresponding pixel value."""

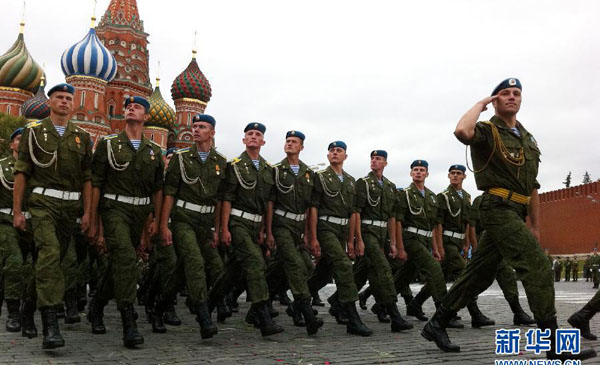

left=421, top=326, right=460, bottom=353
left=567, top=316, right=598, bottom=340
left=347, top=326, right=373, bottom=336
left=200, top=327, right=218, bottom=339
left=123, top=338, right=144, bottom=348
left=42, top=338, right=65, bottom=349
left=92, top=326, right=106, bottom=335
left=22, top=330, right=38, bottom=338
left=306, top=319, right=324, bottom=335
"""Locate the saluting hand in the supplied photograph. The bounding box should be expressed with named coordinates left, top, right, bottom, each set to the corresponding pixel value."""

left=478, top=95, right=499, bottom=112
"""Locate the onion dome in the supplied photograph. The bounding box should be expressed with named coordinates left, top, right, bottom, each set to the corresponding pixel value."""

left=61, top=18, right=117, bottom=82
left=147, top=78, right=175, bottom=128
left=171, top=51, right=212, bottom=102
left=22, top=75, right=50, bottom=120
left=0, top=22, right=44, bottom=93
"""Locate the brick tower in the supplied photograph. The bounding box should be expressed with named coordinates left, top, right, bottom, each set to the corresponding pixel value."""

left=96, top=0, right=152, bottom=133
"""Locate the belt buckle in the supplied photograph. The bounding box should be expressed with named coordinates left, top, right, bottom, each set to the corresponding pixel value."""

left=133, top=197, right=140, bottom=205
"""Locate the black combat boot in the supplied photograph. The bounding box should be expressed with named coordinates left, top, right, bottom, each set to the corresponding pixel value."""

left=77, top=284, right=87, bottom=312
left=20, top=299, right=37, bottom=339
left=55, top=303, right=65, bottom=319
left=311, top=289, right=325, bottom=307
left=245, top=303, right=260, bottom=327
left=256, top=301, right=284, bottom=337
left=0, top=289, right=4, bottom=317
left=267, top=300, right=279, bottom=318
left=87, top=297, right=106, bottom=334
left=406, top=298, right=428, bottom=321
left=467, top=301, right=495, bottom=328
left=540, top=317, right=597, bottom=361
left=298, top=298, right=323, bottom=335
left=509, top=300, right=536, bottom=326
left=120, top=304, right=144, bottom=348
left=216, top=298, right=232, bottom=322
left=151, top=300, right=167, bottom=333
left=421, top=305, right=460, bottom=353
left=371, top=302, right=390, bottom=323
left=358, top=289, right=371, bottom=310
left=286, top=302, right=306, bottom=327
left=344, top=301, right=373, bottom=336
left=40, top=306, right=65, bottom=349
left=195, top=302, right=218, bottom=339
left=327, top=294, right=349, bottom=325
left=568, top=303, right=598, bottom=340
left=6, top=299, right=21, bottom=332
left=64, top=290, right=81, bottom=324
left=386, top=303, right=414, bottom=332
left=163, top=300, right=181, bottom=326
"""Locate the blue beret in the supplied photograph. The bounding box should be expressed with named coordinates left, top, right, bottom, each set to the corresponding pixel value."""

left=449, top=164, right=466, bottom=173
left=10, top=128, right=23, bottom=141
left=192, top=114, right=216, bottom=127
left=244, top=122, right=266, bottom=134
left=371, top=150, right=387, bottom=159
left=491, top=78, right=522, bottom=96
left=47, top=83, right=75, bottom=96
left=286, top=130, right=305, bottom=141
left=328, top=141, right=347, bottom=151
left=166, top=147, right=177, bottom=156
left=124, top=96, right=150, bottom=112
left=410, top=159, right=428, bottom=169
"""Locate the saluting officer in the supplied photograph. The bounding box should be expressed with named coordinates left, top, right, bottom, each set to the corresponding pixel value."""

left=13, top=83, right=93, bottom=349
left=265, top=130, right=323, bottom=335
left=160, top=114, right=226, bottom=338
left=423, top=78, right=596, bottom=361
left=220, top=122, right=283, bottom=337
left=87, top=96, right=164, bottom=348
left=309, top=141, right=372, bottom=336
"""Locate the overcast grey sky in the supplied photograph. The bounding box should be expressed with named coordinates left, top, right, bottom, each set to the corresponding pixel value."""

left=2, top=0, right=599, bottom=195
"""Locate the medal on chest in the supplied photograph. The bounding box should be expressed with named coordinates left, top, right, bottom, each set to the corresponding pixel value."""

left=75, top=136, right=81, bottom=148
left=306, top=172, right=310, bottom=183
left=149, top=149, right=155, bottom=160
left=216, top=165, right=220, bottom=176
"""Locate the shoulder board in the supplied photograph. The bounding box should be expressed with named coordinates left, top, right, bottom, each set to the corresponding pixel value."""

left=265, top=161, right=272, bottom=167
left=175, top=147, right=190, bottom=154
left=230, top=157, right=242, bottom=165
left=215, top=150, right=227, bottom=160
left=74, top=126, right=89, bottom=134
left=103, top=134, right=118, bottom=140
left=317, top=169, right=328, bottom=175
left=272, top=163, right=282, bottom=168
left=26, top=121, right=41, bottom=129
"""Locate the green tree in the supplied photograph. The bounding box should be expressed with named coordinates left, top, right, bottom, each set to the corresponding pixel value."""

left=0, top=113, right=26, bottom=157
left=563, top=171, right=572, bottom=188
left=583, top=171, right=592, bottom=184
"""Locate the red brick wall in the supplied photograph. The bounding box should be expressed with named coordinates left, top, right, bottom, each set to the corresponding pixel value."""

left=539, top=182, right=600, bottom=254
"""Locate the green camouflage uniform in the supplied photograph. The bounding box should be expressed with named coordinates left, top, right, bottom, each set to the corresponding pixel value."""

left=442, top=115, right=553, bottom=322
left=92, top=131, right=164, bottom=309
left=311, top=166, right=358, bottom=304
left=393, top=183, right=447, bottom=303
left=269, top=158, right=315, bottom=300
left=221, top=151, right=273, bottom=304
left=164, top=145, right=227, bottom=306
left=15, top=118, right=92, bottom=308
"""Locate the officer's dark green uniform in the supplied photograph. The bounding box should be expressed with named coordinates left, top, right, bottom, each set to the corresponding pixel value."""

left=591, top=253, right=600, bottom=288
left=393, top=182, right=447, bottom=304
left=270, top=158, right=314, bottom=300
left=554, top=258, right=563, bottom=282
left=164, top=143, right=226, bottom=336
left=572, top=258, right=579, bottom=281
left=584, top=256, right=591, bottom=282
left=92, top=131, right=163, bottom=309
left=15, top=114, right=93, bottom=349
left=0, top=154, right=35, bottom=334
left=469, top=194, right=535, bottom=325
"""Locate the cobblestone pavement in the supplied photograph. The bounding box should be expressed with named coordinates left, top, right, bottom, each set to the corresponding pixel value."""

left=0, top=281, right=598, bottom=364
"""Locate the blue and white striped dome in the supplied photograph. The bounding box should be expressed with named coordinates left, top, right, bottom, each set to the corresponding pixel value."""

left=61, top=27, right=117, bottom=82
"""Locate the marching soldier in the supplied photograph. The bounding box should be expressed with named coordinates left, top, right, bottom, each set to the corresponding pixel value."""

left=309, top=141, right=372, bottom=336
left=411, top=164, right=495, bottom=328
left=160, top=114, right=225, bottom=338
left=422, top=78, right=596, bottom=361
left=13, top=83, right=93, bottom=349
left=0, top=128, right=36, bottom=338
left=265, top=130, right=323, bottom=335
left=220, top=122, right=283, bottom=337
left=87, top=96, right=164, bottom=348
left=392, top=160, right=449, bottom=325
left=351, top=150, right=413, bottom=332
